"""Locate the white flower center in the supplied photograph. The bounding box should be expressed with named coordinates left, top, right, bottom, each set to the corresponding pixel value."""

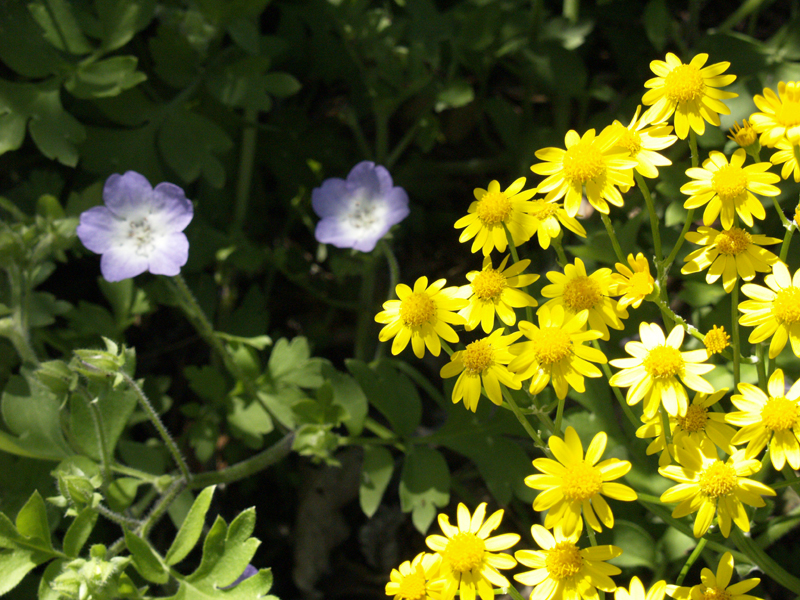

left=347, top=193, right=383, bottom=231
left=128, top=217, right=155, bottom=256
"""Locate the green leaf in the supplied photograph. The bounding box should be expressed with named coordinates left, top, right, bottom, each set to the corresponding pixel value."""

left=185, top=365, right=229, bottom=403
left=399, top=446, right=450, bottom=533
left=0, top=547, right=47, bottom=596
left=435, top=80, right=474, bottom=112
left=643, top=0, right=670, bottom=51
left=262, top=72, right=302, bottom=97
left=38, top=558, right=67, bottom=600
left=359, top=446, right=393, bottom=518
left=124, top=529, right=169, bottom=584
left=69, top=387, right=138, bottom=461
left=81, top=122, right=165, bottom=185
left=324, top=365, right=367, bottom=436
left=346, top=359, right=422, bottom=438
left=268, top=338, right=324, bottom=388
left=227, top=396, right=274, bottom=448
left=166, top=486, right=216, bottom=566
left=65, top=56, right=147, bottom=99
left=95, top=0, right=156, bottom=51
left=157, top=107, right=232, bottom=188
left=187, top=515, right=227, bottom=582
left=609, top=520, right=657, bottom=568
left=206, top=56, right=275, bottom=113
left=28, top=0, right=93, bottom=54
left=0, top=2, right=65, bottom=78
left=15, top=492, right=52, bottom=552
left=62, top=508, right=98, bottom=558
left=107, top=478, right=142, bottom=512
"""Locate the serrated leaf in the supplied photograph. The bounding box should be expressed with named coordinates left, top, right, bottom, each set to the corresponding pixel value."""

left=227, top=396, right=274, bottom=448
left=188, top=515, right=228, bottom=582
left=166, top=486, right=216, bottom=566
left=324, top=365, right=367, bottom=436
left=62, top=508, right=98, bottom=558
left=399, top=446, right=450, bottom=533
left=359, top=446, right=393, bottom=518
left=125, top=529, right=169, bottom=584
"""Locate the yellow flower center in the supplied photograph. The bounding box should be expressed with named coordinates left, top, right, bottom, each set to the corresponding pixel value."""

left=702, top=588, right=731, bottom=600
left=664, top=64, right=705, bottom=103
left=400, top=292, right=436, bottom=327
left=677, top=405, right=708, bottom=432
left=704, top=325, right=730, bottom=355
left=462, top=339, right=494, bottom=374
left=545, top=542, right=584, bottom=580
left=472, top=268, right=506, bottom=300
left=561, top=461, right=602, bottom=501
left=643, top=345, right=684, bottom=379
left=712, top=165, right=748, bottom=201
left=563, top=276, right=603, bottom=312
left=761, top=396, right=800, bottom=432
left=530, top=327, right=572, bottom=365
left=562, top=141, right=606, bottom=184
left=531, top=200, right=559, bottom=220
left=715, top=227, right=751, bottom=255
left=397, top=570, right=427, bottom=600
left=773, top=286, right=800, bottom=324
left=699, top=461, right=737, bottom=498
left=628, top=271, right=654, bottom=297
left=776, top=99, right=800, bottom=128
left=476, top=191, right=512, bottom=225
left=443, top=532, right=485, bottom=573
left=617, top=127, right=643, bottom=157
left=729, top=120, right=757, bottom=148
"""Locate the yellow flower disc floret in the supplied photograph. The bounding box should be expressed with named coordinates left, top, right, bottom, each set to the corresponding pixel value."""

left=545, top=542, right=584, bottom=580
left=712, top=165, right=748, bottom=201
left=664, top=63, right=705, bottom=102
left=462, top=339, right=494, bottom=374
left=396, top=571, right=427, bottom=600
left=561, top=462, right=602, bottom=502
left=704, top=325, right=731, bottom=355
left=761, top=397, right=800, bottom=432
left=701, top=588, right=731, bottom=600
left=471, top=268, right=505, bottom=300
left=750, top=81, right=800, bottom=146
left=678, top=405, right=709, bottom=433
left=773, top=286, right=800, bottom=324
left=643, top=346, right=684, bottom=379
left=562, top=142, right=606, bottom=183
left=563, top=276, right=603, bottom=312
left=401, top=292, right=436, bottom=326
left=715, top=228, right=751, bottom=255
left=443, top=532, right=485, bottom=573
left=529, top=327, right=572, bottom=364
left=698, top=461, right=737, bottom=498
left=476, top=190, right=512, bottom=225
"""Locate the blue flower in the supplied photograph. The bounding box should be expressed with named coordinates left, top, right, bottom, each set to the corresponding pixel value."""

left=77, top=172, right=194, bottom=282
left=312, top=161, right=409, bottom=252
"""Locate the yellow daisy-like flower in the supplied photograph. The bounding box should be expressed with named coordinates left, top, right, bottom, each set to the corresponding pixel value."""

left=769, top=138, right=800, bottom=182
left=426, top=503, right=519, bottom=600
left=642, top=52, right=737, bottom=139
left=666, top=552, right=762, bottom=600
left=610, top=253, right=654, bottom=310
left=681, top=225, right=781, bottom=293
left=659, top=439, right=775, bottom=538
left=459, top=255, right=538, bottom=333
left=386, top=553, right=444, bottom=600
left=532, top=126, right=637, bottom=218
left=703, top=325, right=731, bottom=356
left=728, top=119, right=759, bottom=151
left=739, top=261, right=800, bottom=358
left=636, top=389, right=736, bottom=468
left=750, top=81, right=800, bottom=147
left=616, top=577, right=666, bottom=600
left=612, top=106, right=677, bottom=179
left=375, top=277, right=468, bottom=358
left=514, top=522, right=622, bottom=600
left=727, top=368, right=800, bottom=471
left=527, top=198, right=587, bottom=250
left=540, top=257, right=627, bottom=341
left=508, top=305, right=607, bottom=400
left=440, top=329, right=522, bottom=412
left=525, top=426, right=637, bottom=536
left=455, top=178, right=537, bottom=256
left=680, top=148, right=780, bottom=230
left=609, top=322, right=714, bottom=418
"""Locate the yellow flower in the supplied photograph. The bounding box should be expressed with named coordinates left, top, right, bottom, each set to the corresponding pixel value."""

left=514, top=522, right=622, bottom=600
left=611, top=106, right=677, bottom=179
left=615, top=577, right=667, bottom=600
left=769, top=138, right=800, bottom=182
left=610, top=253, right=654, bottom=310
left=636, top=389, right=736, bottom=468
left=525, top=426, right=637, bottom=536
left=659, top=439, right=775, bottom=538
left=440, top=329, right=522, bottom=412
left=680, top=149, right=780, bottom=230
left=642, top=52, right=737, bottom=139
left=727, top=368, right=800, bottom=471
left=704, top=325, right=731, bottom=356
left=527, top=198, right=587, bottom=250
left=386, top=553, right=444, bottom=600
left=681, top=225, right=781, bottom=293
left=609, top=322, right=714, bottom=418
left=459, top=255, right=538, bottom=333
left=739, top=261, right=800, bottom=359
left=426, top=503, right=519, bottom=600
left=749, top=81, right=800, bottom=147
left=532, top=126, right=637, bottom=218
left=728, top=119, right=759, bottom=150
left=376, top=277, right=468, bottom=358
left=540, top=257, right=627, bottom=341
left=508, top=305, right=607, bottom=400
left=666, top=552, right=762, bottom=600
left=455, top=178, right=537, bottom=256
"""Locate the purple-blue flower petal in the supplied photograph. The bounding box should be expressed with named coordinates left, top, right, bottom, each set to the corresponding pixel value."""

left=151, top=182, right=194, bottom=232
left=102, top=171, right=153, bottom=218
left=100, top=247, right=149, bottom=282
left=148, top=233, right=189, bottom=276
left=76, top=206, right=122, bottom=253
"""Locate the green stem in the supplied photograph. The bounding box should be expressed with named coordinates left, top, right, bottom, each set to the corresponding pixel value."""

left=386, top=119, right=422, bottom=169
left=118, top=371, right=191, bottom=483
left=663, top=208, right=695, bottom=272
left=506, top=583, right=527, bottom=600
left=554, top=396, right=565, bottom=437
left=731, top=528, right=800, bottom=595
left=562, top=0, right=579, bottom=23
left=503, top=223, right=534, bottom=322
left=231, top=107, right=258, bottom=233
left=732, top=280, right=740, bottom=387
left=676, top=537, right=707, bottom=586
left=110, top=463, right=166, bottom=485
left=502, top=387, right=546, bottom=448
left=716, top=0, right=772, bottom=32
left=594, top=340, right=640, bottom=430
left=636, top=171, right=663, bottom=262
left=551, top=232, right=569, bottom=267
left=600, top=213, right=626, bottom=264
left=649, top=293, right=704, bottom=344
left=79, top=389, right=112, bottom=488
left=659, top=406, right=674, bottom=461
left=756, top=343, right=767, bottom=391
left=139, top=478, right=187, bottom=539
left=779, top=224, right=795, bottom=263
left=772, top=196, right=792, bottom=229
left=95, top=504, right=143, bottom=528
left=189, top=433, right=294, bottom=489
